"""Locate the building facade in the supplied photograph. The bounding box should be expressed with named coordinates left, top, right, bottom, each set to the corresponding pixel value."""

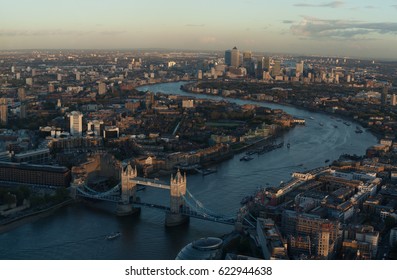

left=68, top=111, right=83, bottom=137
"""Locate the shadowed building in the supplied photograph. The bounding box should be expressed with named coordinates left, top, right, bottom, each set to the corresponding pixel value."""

left=0, top=98, right=7, bottom=125
left=231, top=47, right=240, bottom=67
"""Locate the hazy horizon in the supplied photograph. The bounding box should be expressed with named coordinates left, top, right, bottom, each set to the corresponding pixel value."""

left=2, top=0, right=397, bottom=60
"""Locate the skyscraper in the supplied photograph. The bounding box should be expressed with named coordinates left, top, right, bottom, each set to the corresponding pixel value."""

left=231, top=47, right=240, bottom=67
left=257, top=57, right=264, bottom=79
left=242, top=51, right=252, bottom=67
left=263, top=57, right=270, bottom=71
left=272, top=60, right=281, bottom=76
left=224, top=50, right=232, bottom=66
left=296, top=61, right=304, bottom=76
left=68, top=111, right=83, bottom=137
left=0, top=98, right=8, bottom=125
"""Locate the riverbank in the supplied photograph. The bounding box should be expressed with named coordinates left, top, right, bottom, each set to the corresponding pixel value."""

left=0, top=199, right=75, bottom=234
left=179, top=81, right=382, bottom=141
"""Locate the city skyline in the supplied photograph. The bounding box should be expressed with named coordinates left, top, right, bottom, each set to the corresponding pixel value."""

left=1, top=0, right=397, bottom=60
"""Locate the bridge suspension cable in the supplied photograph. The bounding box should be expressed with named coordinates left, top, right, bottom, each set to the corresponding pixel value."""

left=76, top=183, right=121, bottom=199
left=183, top=189, right=235, bottom=220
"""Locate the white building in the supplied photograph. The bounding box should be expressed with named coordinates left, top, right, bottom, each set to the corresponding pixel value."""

left=68, top=111, right=83, bottom=137
left=87, top=120, right=104, bottom=137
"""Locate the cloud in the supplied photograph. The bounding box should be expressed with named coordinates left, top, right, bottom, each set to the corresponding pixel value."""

left=290, top=16, right=397, bottom=40
left=393, top=5, right=397, bottom=9
left=294, top=1, right=344, bottom=8
left=199, top=36, right=216, bottom=44
left=99, top=31, right=126, bottom=36
left=0, top=29, right=93, bottom=37
left=282, top=20, right=295, bottom=24
left=185, top=24, right=205, bottom=27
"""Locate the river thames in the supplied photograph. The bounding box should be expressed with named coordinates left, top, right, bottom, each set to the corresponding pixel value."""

left=0, top=82, right=378, bottom=259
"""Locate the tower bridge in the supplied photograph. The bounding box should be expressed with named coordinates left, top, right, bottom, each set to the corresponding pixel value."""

left=72, top=163, right=242, bottom=227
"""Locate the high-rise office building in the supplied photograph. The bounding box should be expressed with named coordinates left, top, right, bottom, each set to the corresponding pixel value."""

left=225, top=50, right=232, bottom=66
left=263, top=57, right=270, bottom=71
left=68, top=111, right=83, bottom=137
left=257, top=57, right=264, bottom=79
left=296, top=61, right=304, bottom=76
left=231, top=47, right=240, bottom=67
left=381, top=86, right=388, bottom=105
left=243, top=51, right=252, bottom=67
left=272, top=60, right=281, bottom=76
left=257, top=57, right=264, bottom=71
left=0, top=98, right=8, bottom=125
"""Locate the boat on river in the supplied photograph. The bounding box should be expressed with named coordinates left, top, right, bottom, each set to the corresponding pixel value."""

left=106, top=232, right=121, bottom=240
left=240, top=156, right=254, bottom=161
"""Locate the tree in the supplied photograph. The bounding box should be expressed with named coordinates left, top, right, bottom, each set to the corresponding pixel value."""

left=4, top=193, right=16, bottom=207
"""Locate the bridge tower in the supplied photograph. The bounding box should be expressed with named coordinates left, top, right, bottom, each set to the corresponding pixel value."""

left=116, top=163, right=139, bottom=216
left=165, top=169, right=189, bottom=226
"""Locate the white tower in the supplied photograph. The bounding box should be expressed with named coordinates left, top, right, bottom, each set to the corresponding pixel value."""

left=170, top=170, right=187, bottom=213
left=68, top=111, right=83, bottom=137
left=121, top=164, right=137, bottom=203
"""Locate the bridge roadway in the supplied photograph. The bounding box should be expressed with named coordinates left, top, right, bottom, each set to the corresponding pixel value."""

left=131, top=177, right=170, bottom=190
left=76, top=182, right=236, bottom=226
left=134, top=201, right=236, bottom=225
left=77, top=190, right=121, bottom=202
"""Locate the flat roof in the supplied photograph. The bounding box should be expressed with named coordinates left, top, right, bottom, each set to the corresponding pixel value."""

left=0, top=161, right=69, bottom=173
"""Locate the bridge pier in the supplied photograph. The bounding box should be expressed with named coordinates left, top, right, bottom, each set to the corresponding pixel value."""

left=165, top=212, right=189, bottom=227
left=116, top=202, right=141, bottom=216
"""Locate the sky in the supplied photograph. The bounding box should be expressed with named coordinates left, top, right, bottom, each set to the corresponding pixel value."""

left=1, top=0, right=397, bottom=59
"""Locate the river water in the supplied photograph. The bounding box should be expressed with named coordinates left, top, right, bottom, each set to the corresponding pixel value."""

left=0, top=82, right=378, bottom=259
